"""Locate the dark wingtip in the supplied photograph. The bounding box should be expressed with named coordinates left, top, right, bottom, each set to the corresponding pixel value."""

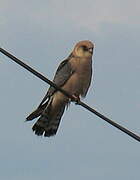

left=26, top=113, right=38, bottom=121
left=26, top=116, right=33, bottom=121
left=26, top=104, right=48, bottom=121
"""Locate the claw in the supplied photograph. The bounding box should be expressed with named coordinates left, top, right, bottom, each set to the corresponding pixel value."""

left=71, top=95, right=80, bottom=104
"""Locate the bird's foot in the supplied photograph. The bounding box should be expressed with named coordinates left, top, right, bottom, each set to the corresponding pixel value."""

left=71, top=95, right=80, bottom=104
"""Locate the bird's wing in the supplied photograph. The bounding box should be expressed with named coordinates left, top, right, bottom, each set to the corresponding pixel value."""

left=26, top=57, right=74, bottom=121
left=38, top=57, right=74, bottom=108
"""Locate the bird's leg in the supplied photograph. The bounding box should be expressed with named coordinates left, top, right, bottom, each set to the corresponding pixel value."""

left=71, top=95, right=80, bottom=104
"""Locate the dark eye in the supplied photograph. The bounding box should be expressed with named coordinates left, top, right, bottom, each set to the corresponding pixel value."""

left=82, top=45, right=88, bottom=51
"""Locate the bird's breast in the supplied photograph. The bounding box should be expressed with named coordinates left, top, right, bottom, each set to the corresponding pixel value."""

left=63, top=57, right=92, bottom=97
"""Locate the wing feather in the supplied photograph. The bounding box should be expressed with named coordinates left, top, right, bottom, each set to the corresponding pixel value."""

left=38, top=57, right=74, bottom=108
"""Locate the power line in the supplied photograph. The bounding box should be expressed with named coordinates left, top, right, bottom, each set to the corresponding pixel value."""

left=0, top=47, right=140, bottom=142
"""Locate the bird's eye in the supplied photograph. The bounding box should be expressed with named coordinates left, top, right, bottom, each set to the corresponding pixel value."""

left=82, top=46, right=88, bottom=51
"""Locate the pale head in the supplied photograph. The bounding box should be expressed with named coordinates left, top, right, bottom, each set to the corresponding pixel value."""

left=73, top=40, right=94, bottom=58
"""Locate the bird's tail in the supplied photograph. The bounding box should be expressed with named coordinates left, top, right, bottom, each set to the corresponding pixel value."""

left=32, top=96, right=66, bottom=137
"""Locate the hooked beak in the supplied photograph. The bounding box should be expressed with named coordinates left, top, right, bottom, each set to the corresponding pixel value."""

left=88, top=48, right=93, bottom=53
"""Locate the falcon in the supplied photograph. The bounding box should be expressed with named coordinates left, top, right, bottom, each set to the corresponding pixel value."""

left=26, top=40, right=94, bottom=137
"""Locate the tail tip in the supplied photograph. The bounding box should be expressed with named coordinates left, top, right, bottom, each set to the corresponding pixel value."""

left=32, top=124, right=57, bottom=137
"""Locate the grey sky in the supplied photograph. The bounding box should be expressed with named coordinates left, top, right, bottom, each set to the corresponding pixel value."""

left=0, top=0, right=140, bottom=180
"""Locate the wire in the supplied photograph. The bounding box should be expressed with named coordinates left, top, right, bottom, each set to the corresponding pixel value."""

left=0, top=47, right=140, bottom=142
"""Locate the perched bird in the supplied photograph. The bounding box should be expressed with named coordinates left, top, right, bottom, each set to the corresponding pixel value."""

left=26, top=40, right=94, bottom=137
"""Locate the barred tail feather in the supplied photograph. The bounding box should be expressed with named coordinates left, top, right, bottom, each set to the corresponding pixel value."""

left=32, top=98, right=66, bottom=137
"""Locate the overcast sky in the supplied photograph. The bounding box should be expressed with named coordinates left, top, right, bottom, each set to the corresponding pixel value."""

left=0, top=0, right=140, bottom=180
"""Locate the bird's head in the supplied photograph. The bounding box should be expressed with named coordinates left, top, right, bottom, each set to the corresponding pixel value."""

left=73, top=40, right=94, bottom=58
